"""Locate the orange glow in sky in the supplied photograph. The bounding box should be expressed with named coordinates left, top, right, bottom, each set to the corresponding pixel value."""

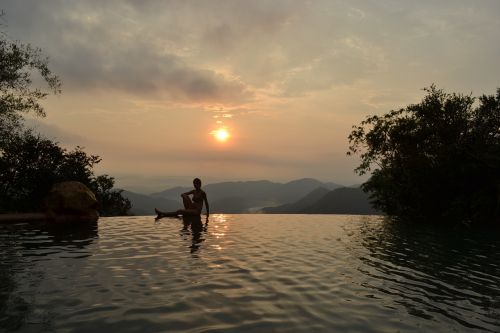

left=213, top=128, right=230, bottom=142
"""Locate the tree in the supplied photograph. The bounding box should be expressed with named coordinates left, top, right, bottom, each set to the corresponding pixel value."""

left=91, top=175, right=132, bottom=217
left=0, top=129, right=131, bottom=215
left=0, top=17, right=130, bottom=215
left=348, top=86, right=500, bottom=224
left=0, top=35, right=61, bottom=116
left=0, top=23, right=61, bottom=141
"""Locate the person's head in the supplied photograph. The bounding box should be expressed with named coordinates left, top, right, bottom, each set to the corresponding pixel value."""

left=193, top=178, right=202, bottom=189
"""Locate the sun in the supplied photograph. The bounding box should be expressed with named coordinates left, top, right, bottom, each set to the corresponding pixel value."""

left=213, top=128, right=230, bottom=142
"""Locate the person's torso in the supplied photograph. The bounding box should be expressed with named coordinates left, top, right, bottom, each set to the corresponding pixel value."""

left=192, top=190, right=204, bottom=204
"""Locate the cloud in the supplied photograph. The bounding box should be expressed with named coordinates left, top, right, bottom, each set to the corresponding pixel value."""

left=279, top=37, right=386, bottom=96
left=2, top=0, right=255, bottom=105
left=6, top=0, right=498, bottom=103
left=55, top=43, right=253, bottom=104
left=24, top=118, right=87, bottom=146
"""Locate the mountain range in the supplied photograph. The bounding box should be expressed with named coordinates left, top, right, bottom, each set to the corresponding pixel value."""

left=262, top=187, right=378, bottom=215
left=122, top=178, right=378, bottom=216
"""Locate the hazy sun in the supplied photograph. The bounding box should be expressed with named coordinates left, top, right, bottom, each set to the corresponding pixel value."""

left=214, top=128, right=230, bottom=142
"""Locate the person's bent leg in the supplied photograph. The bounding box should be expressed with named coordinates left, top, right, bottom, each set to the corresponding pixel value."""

left=182, top=195, right=194, bottom=209
left=155, top=208, right=180, bottom=219
left=179, top=208, right=200, bottom=216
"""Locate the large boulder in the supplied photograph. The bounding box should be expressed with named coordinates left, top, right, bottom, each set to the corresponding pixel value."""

left=45, top=181, right=99, bottom=223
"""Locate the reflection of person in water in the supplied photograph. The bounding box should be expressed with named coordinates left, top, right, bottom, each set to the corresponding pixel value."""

left=180, top=215, right=208, bottom=254
left=155, top=178, right=210, bottom=220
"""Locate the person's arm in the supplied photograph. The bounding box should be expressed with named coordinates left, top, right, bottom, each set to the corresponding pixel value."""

left=181, top=190, right=194, bottom=197
left=204, top=192, right=210, bottom=219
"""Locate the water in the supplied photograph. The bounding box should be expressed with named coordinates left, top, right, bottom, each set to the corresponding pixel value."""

left=1, top=215, right=499, bottom=332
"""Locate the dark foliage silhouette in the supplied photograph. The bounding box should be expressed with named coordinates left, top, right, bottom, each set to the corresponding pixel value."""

left=348, top=86, right=500, bottom=224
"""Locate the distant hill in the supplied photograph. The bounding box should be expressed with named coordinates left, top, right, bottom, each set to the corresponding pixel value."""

left=276, top=178, right=341, bottom=203
left=122, top=190, right=179, bottom=216
left=125, top=178, right=346, bottom=215
left=263, top=187, right=379, bottom=215
left=150, top=178, right=342, bottom=212
left=304, top=187, right=378, bottom=214
left=210, top=197, right=278, bottom=214
left=150, top=186, right=191, bottom=200
left=262, top=187, right=330, bottom=213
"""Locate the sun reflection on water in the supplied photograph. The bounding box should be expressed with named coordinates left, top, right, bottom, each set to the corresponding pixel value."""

left=210, top=214, right=229, bottom=250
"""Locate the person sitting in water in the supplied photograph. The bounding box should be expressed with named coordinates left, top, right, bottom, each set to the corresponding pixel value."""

left=155, top=178, right=209, bottom=219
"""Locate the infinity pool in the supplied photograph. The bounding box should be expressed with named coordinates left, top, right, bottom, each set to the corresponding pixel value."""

left=1, top=215, right=499, bottom=332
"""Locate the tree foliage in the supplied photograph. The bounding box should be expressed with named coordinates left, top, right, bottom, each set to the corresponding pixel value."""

left=0, top=129, right=131, bottom=215
left=0, top=37, right=61, bottom=117
left=348, top=86, right=500, bottom=224
left=0, top=19, right=130, bottom=216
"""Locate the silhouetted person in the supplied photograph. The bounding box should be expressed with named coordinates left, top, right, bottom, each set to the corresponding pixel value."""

left=155, top=178, right=209, bottom=221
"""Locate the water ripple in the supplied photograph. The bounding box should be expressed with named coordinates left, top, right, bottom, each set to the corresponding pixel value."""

left=1, top=215, right=499, bottom=332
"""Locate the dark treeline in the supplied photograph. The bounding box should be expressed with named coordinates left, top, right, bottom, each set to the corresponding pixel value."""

left=0, top=16, right=130, bottom=216
left=349, top=85, right=500, bottom=225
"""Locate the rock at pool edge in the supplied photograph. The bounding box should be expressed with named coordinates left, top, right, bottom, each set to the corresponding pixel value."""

left=44, top=181, right=99, bottom=223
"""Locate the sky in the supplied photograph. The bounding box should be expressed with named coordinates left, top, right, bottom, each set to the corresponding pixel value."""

left=3, top=0, right=500, bottom=193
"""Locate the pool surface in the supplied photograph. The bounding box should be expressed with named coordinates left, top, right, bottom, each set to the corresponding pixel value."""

left=1, top=214, right=499, bottom=332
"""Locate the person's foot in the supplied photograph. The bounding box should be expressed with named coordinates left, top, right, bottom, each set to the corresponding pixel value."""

left=154, top=208, right=165, bottom=220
